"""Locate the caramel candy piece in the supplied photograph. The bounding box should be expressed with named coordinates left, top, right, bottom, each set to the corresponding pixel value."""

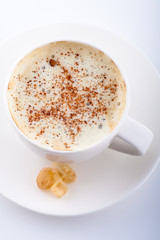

left=51, top=178, right=68, bottom=198
left=36, top=167, right=59, bottom=190
left=52, top=163, right=77, bottom=183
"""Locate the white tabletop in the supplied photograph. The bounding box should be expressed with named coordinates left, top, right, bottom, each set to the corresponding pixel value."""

left=0, top=0, right=160, bottom=239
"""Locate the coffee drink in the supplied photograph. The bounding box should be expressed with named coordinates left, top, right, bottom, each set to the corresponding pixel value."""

left=7, top=41, right=126, bottom=151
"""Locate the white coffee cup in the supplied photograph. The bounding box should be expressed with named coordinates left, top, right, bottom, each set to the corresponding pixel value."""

left=5, top=42, right=153, bottom=163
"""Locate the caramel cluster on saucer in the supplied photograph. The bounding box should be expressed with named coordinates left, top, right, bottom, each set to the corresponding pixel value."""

left=36, top=163, right=76, bottom=198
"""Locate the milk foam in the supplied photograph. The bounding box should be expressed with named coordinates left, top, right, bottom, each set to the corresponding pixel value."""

left=7, top=41, right=126, bottom=151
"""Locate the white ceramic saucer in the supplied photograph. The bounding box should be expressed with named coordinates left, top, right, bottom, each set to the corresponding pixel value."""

left=0, top=24, right=160, bottom=216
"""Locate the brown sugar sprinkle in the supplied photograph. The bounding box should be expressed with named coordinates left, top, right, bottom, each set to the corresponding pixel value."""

left=49, top=59, right=57, bottom=67
left=36, top=129, right=45, bottom=136
left=64, top=143, right=69, bottom=148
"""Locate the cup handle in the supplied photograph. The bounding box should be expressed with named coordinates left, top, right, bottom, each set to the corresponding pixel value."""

left=109, top=116, right=153, bottom=156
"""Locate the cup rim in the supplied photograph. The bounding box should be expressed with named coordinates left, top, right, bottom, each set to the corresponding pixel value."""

left=5, top=40, right=130, bottom=155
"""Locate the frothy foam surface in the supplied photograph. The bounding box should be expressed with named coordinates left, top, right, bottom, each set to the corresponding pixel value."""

left=7, top=41, right=126, bottom=151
